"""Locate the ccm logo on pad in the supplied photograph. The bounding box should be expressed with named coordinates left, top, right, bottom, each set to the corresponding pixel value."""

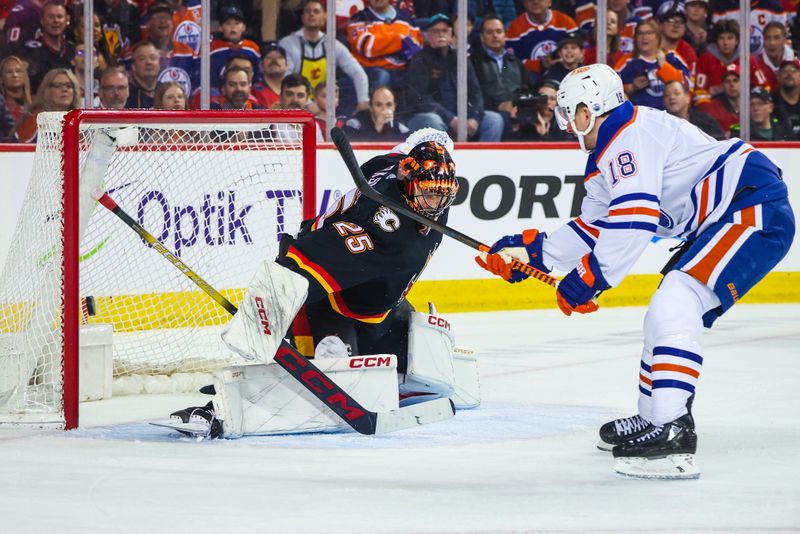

left=275, top=347, right=366, bottom=422
left=350, top=356, right=393, bottom=368
left=254, top=296, right=271, bottom=335
left=427, top=315, right=450, bottom=330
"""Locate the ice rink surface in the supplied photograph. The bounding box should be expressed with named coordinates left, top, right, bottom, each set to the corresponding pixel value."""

left=1, top=304, right=799, bottom=533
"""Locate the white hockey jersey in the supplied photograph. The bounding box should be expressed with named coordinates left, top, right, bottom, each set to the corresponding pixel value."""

left=543, top=101, right=762, bottom=287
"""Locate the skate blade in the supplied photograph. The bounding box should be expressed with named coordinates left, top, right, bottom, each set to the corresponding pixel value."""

left=596, top=440, right=613, bottom=452
left=150, top=419, right=211, bottom=438
left=613, top=454, right=700, bottom=480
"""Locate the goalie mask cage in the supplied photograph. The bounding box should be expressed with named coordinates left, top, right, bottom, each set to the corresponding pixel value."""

left=0, top=110, right=316, bottom=430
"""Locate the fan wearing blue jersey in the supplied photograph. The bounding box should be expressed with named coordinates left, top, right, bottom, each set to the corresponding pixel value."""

left=613, top=18, right=690, bottom=110
left=476, top=64, right=795, bottom=479
left=506, top=0, right=578, bottom=75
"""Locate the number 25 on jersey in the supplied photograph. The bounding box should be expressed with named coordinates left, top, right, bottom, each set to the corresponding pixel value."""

left=332, top=221, right=374, bottom=254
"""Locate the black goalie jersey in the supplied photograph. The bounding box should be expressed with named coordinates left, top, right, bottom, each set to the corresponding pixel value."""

left=277, top=153, right=447, bottom=325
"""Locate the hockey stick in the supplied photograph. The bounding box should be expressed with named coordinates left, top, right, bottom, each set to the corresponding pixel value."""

left=94, top=192, right=455, bottom=435
left=330, top=127, right=559, bottom=288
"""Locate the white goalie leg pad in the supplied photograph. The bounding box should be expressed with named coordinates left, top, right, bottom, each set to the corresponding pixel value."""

left=401, top=312, right=456, bottom=401
left=451, top=346, right=481, bottom=408
left=221, top=260, right=308, bottom=363
left=212, top=355, right=399, bottom=437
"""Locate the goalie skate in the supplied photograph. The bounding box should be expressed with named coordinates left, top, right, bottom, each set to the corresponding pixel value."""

left=150, top=404, right=222, bottom=439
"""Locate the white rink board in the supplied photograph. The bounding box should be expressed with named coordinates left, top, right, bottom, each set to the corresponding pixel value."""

left=1, top=146, right=798, bottom=281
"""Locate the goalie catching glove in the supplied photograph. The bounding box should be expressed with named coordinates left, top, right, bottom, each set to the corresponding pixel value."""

left=556, top=252, right=608, bottom=316
left=475, top=229, right=549, bottom=283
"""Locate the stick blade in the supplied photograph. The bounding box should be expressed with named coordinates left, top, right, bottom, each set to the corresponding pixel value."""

left=374, top=398, right=456, bottom=434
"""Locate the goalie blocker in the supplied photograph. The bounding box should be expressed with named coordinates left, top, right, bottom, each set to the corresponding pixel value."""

left=190, top=308, right=480, bottom=437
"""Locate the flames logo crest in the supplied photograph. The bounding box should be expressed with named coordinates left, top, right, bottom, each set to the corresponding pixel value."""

left=373, top=206, right=400, bottom=232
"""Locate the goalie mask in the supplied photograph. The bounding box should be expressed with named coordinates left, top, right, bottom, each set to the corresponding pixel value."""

left=398, top=141, right=458, bottom=219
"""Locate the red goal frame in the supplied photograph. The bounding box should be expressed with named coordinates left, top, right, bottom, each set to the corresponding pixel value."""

left=60, top=109, right=317, bottom=429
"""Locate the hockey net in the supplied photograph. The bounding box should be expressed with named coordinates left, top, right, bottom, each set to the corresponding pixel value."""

left=0, top=110, right=316, bottom=429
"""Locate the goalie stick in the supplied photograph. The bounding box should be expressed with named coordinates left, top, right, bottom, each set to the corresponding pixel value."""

left=93, top=189, right=455, bottom=436
left=330, top=127, right=559, bottom=288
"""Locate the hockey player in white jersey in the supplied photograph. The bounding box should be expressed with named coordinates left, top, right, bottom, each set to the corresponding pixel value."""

left=476, top=64, right=795, bottom=479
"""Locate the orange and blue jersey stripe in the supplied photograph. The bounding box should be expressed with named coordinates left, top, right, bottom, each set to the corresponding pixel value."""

left=596, top=192, right=661, bottom=233
left=681, top=205, right=763, bottom=287
left=683, top=140, right=746, bottom=239
left=568, top=217, right=601, bottom=248
left=639, top=360, right=652, bottom=397
left=650, top=346, right=703, bottom=394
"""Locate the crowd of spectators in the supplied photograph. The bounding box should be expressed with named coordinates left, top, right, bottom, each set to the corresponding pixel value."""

left=2, top=0, right=800, bottom=142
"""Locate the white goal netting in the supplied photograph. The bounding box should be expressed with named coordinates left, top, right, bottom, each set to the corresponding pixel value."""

left=0, top=111, right=313, bottom=426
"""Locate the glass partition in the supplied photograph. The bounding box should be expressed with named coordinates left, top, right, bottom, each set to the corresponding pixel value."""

left=1, top=0, right=796, bottom=143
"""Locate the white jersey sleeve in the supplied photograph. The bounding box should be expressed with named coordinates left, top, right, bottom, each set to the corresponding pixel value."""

left=541, top=157, right=613, bottom=272
left=542, top=220, right=594, bottom=272
left=542, top=193, right=605, bottom=272
left=589, top=108, right=666, bottom=287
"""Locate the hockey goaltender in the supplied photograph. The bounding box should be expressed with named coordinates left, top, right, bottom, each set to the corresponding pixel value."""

left=163, top=129, right=481, bottom=438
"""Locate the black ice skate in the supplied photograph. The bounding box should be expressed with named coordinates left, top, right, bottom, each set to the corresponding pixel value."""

left=612, top=413, right=699, bottom=480
left=150, top=402, right=223, bottom=439
left=597, top=414, right=654, bottom=451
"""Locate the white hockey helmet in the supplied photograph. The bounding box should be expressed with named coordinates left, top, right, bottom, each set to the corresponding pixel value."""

left=555, top=64, right=626, bottom=144
left=393, top=127, right=455, bottom=158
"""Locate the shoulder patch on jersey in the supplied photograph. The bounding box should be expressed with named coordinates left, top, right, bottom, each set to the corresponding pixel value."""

left=373, top=206, right=400, bottom=232
left=157, top=67, right=192, bottom=96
